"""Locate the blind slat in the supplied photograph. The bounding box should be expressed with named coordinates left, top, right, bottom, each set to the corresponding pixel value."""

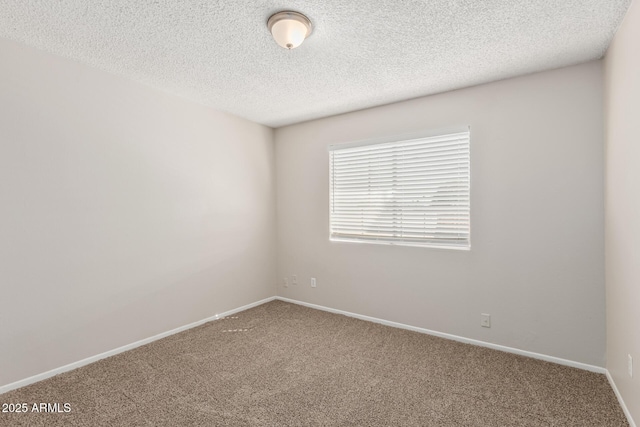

left=332, top=149, right=469, bottom=166
left=333, top=171, right=469, bottom=180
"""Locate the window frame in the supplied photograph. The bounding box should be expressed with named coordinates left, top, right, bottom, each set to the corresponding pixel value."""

left=328, top=126, right=471, bottom=251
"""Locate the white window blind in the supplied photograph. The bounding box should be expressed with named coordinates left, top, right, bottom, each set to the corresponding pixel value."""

left=329, top=130, right=470, bottom=249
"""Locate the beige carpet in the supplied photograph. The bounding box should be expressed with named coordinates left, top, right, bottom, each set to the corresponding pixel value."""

left=0, top=300, right=628, bottom=426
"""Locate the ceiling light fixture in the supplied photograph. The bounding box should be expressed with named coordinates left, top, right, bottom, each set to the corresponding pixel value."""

left=267, top=11, right=313, bottom=50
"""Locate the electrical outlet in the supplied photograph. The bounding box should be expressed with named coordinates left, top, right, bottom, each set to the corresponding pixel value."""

left=311, top=277, right=317, bottom=288
left=283, top=277, right=288, bottom=288
left=629, top=354, right=633, bottom=378
left=481, top=313, right=491, bottom=328
left=292, top=275, right=297, bottom=285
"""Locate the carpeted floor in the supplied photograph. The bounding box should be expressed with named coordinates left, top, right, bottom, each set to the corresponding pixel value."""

left=0, top=300, right=629, bottom=426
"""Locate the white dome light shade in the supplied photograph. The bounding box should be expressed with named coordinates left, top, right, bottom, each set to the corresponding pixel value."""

left=268, top=11, right=312, bottom=50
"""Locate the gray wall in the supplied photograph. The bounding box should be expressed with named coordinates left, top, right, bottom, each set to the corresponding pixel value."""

left=0, top=38, right=276, bottom=388
left=605, top=0, right=640, bottom=421
left=276, top=61, right=605, bottom=366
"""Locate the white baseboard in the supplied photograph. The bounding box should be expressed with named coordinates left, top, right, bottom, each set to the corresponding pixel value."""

left=606, top=370, right=637, bottom=427
left=0, top=296, right=276, bottom=395
left=276, top=296, right=606, bottom=374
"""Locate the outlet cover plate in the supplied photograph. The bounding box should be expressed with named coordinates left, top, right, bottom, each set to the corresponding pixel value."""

left=481, top=313, right=491, bottom=328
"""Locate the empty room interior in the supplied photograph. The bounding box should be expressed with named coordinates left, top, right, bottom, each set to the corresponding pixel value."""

left=0, top=0, right=638, bottom=426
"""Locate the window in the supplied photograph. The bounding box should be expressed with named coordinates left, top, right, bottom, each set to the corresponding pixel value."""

left=329, top=129, right=470, bottom=249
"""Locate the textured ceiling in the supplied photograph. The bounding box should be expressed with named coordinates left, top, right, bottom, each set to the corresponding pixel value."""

left=0, top=1, right=632, bottom=127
